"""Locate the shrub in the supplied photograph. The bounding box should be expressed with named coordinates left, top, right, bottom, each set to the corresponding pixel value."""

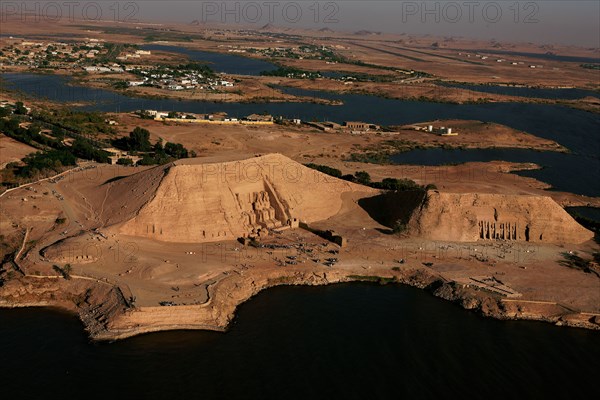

left=14, top=101, right=28, bottom=115
left=355, top=171, right=371, bottom=185
left=164, top=142, right=188, bottom=159
left=19, top=150, right=77, bottom=177
left=116, top=158, right=134, bottom=166
left=392, top=220, right=408, bottom=234
left=53, top=264, right=72, bottom=280
left=304, top=163, right=342, bottom=178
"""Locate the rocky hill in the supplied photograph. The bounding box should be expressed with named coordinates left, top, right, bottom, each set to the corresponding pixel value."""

left=105, top=154, right=376, bottom=243
left=408, top=191, right=594, bottom=244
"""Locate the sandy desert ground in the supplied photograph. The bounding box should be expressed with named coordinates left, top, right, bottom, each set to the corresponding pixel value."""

left=1, top=18, right=599, bottom=340
left=1, top=149, right=598, bottom=339
left=0, top=135, right=37, bottom=170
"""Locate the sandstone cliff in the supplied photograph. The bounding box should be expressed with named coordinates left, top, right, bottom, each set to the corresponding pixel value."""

left=108, top=154, right=375, bottom=243
left=408, top=191, right=594, bottom=244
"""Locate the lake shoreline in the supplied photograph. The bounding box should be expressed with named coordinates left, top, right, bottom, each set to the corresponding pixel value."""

left=1, top=264, right=598, bottom=342
left=3, top=68, right=600, bottom=112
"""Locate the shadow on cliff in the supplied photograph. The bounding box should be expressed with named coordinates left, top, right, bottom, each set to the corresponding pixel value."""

left=358, top=190, right=426, bottom=233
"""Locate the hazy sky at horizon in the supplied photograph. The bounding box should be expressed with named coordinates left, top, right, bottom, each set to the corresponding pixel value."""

left=129, top=1, right=600, bottom=47
left=10, top=1, right=600, bottom=47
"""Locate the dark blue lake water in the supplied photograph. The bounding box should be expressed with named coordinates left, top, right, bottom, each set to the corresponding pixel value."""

left=4, top=72, right=598, bottom=196
left=438, top=82, right=600, bottom=100
left=390, top=148, right=599, bottom=197
left=1, top=51, right=600, bottom=399
left=141, top=44, right=277, bottom=75
left=566, top=206, right=600, bottom=223
left=1, top=284, right=598, bottom=400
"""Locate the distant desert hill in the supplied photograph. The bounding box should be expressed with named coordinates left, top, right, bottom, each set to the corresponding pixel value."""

left=354, top=30, right=381, bottom=36
left=408, top=191, right=594, bottom=244
left=104, top=154, right=376, bottom=243
left=260, top=23, right=276, bottom=31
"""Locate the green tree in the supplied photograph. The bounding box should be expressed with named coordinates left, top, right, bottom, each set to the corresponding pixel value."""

left=153, top=138, right=164, bottom=152
left=14, top=102, right=28, bottom=115
left=129, top=127, right=151, bottom=151
left=164, top=142, right=188, bottom=159
left=63, top=264, right=72, bottom=275
left=51, top=125, right=65, bottom=140
left=116, top=158, right=134, bottom=166
left=27, top=124, right=41, bottom=136
left=113, top=81, right=128, bottom=89
left=355, top=171, right=371, bottom=185
left=5, top=118, right=20, bottom=131
left=304, top=163, right=342, bottom=178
